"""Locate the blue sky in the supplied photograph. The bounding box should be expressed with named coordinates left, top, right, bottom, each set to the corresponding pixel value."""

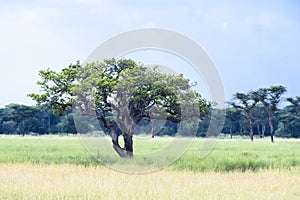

left=0, top=0, right=299, bottom=107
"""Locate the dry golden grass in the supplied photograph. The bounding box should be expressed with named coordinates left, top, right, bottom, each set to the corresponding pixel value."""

left=0, top=164, right=299, bottom=200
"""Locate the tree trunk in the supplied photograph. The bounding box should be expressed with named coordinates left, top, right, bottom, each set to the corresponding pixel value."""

left=48, top=115, right=51, bottom=133
left=247, top=118, right=253, bottom=141
left=110, top=127, right=133, bottom=158
left=250, top=128, right=253, bottom=142
left=123, top=133, right=133, bottom=156
left=151, top=125, right=155, bottom=138
left=96, top=113, right=134, bottom=158
left=257, top=124, right=262, bottom=138
left=110, top=126, right=122, bottom=154
left=230, top=124, right=233, bottom=139
left=269, top=116, right=274, bottom=143
left=112, top=106, right=135, bottom=157
left=261, top=123, right=265, bottom=138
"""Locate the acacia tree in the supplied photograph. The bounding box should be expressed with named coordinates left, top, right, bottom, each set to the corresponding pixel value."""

left=29, top=58, right=209, bottom=157
left=230, top=91, right=259, bottom=141
left=257, top=86, right=286, bottom=142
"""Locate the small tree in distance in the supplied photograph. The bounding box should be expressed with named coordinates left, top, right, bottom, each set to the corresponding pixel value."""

left=257, top=86, right=286, bottom=142
left=229, top=91, right=259, bottom=141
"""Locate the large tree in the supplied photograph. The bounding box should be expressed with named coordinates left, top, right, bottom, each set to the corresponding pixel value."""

left=229, top=91, right=259, bottom=141
left=29, top=59, right=209, bottom=157
left=257, top=86, right=286, bottom=142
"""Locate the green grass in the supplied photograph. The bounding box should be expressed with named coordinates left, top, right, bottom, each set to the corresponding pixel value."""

left=172, top=139, right=300, bottom=172
left=0, top=135, right=97, bottom=165
left=0, top=135, right=299, bottom=172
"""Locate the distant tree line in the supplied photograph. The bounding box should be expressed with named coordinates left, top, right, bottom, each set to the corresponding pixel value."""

left=0, top=91, right=299, bottom=139
left=224, top=86, right=300, bottom=141
left=0, top=104, right=76, bottom=135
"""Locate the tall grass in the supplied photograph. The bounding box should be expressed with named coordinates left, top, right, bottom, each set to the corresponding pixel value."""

left=0, top=164, right=299, bottom=200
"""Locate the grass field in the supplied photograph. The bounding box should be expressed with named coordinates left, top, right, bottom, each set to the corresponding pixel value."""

left=0, top=135, right=299, bottom=199
left=0, top=164, right=299, bottom=200
left=0, top=135, right=299, bottom=172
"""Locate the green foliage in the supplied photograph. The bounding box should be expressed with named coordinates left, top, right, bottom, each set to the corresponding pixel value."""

left=57, top=113, right=77, bottom=134
left=1, top=120, right=16, bottom=134
left=222, top=107, right=242, bottom=136
left=28, top=62, right=81, bottom=115
left=287, top=96, right=300, bottom=114
left=0, top=104, right=60, bottom=135
left=275, top=105, right=300, bottom=138
left=257, top=85, right=287, bottom=113
left=73, top=60, right=208, bottom=122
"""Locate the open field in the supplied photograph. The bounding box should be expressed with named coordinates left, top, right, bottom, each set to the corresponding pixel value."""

left=0, top=135, right=299, bottom=199
left=0, top=135, right=299, bottom=172
left=0, top=164, right=299, bottom=200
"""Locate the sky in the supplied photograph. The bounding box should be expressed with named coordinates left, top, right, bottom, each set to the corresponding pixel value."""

left=0, top=0, right=299, bottom=108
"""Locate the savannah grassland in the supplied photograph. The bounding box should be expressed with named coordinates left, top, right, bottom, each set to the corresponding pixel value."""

left=0, top=135, right=299, bottom=199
